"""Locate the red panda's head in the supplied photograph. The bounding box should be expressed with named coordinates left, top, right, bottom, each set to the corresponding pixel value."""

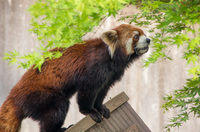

left=100, top=24, right=150, bottom=58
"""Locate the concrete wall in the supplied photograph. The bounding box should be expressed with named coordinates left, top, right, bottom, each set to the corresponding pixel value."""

left=0, top=1, right=200, bottom=132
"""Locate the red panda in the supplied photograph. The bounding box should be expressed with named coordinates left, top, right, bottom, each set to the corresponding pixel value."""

left=0, top=24, right=150, bottom=132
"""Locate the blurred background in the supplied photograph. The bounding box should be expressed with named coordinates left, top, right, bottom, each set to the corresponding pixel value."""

left=0, top=0, right=200, bottom=132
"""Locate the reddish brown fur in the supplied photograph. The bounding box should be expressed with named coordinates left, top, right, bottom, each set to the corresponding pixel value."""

left=113, top=24, right=145, bottom=44
left=0, top=39, right=106, bottom=132
left=0, top=99, right=22, bottom=132
left=0, top=24, right=150, bottom=132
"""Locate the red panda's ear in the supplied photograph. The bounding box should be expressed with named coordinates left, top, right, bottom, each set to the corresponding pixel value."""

left=100, top=30, right=118, bottom=59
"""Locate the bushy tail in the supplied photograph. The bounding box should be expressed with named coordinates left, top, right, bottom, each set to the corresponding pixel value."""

left=0, top=99, right=22, bottom=132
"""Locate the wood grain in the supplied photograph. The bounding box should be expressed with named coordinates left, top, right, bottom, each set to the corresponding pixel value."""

left=124, top=124, right=139, bottom=132
left=66, top=92, right=129, bottom=132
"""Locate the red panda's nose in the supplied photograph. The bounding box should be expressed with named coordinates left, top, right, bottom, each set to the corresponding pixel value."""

left=146, top=38, right=151, bottom=44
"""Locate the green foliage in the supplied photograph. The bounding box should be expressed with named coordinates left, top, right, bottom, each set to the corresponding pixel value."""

left=3, top=0, right=129, bottom=71
left=162, top=77, right=200, bottom=131
left=124, top=0, right=200, bottom=131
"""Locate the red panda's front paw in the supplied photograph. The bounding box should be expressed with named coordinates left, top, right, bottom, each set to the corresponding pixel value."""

left=80, top=108, right=103, bottom=123
left=101, top=105, right=110, bottom=119
left=89, top=113, right=103, bottom=123
left=88, top=109, right=103, bottom=123
left=96, top=105, right=110, bottom=119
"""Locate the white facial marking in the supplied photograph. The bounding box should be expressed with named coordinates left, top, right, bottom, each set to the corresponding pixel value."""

left=126, top=38, right=134, bottom=54
left=133, top=31, right=139, bottom=35
left=135, top=35, right=150, bottom=54
left=136, top=35, right=148, bottom=49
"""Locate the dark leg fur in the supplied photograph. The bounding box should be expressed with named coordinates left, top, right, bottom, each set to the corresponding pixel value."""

left=39, top=101, right=69, bottom=132
left=77, top=90, right=103, bottom=123
left=94, top=87, right=110, bottom=119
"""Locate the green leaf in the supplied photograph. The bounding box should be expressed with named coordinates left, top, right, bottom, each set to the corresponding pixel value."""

left=188, top=66, right=200, bottom=79
left=188, top=36, right=200, bottom=51
left=54, top=51, right=63, bottom=59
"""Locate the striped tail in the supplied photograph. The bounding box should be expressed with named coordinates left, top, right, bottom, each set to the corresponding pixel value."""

left=0, top=99, right=22, bottom=132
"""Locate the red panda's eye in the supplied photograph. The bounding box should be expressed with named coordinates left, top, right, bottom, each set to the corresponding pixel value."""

left=134, top=35, right=139, bottom=39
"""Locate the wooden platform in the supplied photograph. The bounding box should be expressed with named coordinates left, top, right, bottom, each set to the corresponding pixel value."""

left=65, top=92, right=151, bottom=132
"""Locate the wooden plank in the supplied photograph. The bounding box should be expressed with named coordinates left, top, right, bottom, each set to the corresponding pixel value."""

left=114, top=108, right=129, bottom=129
left=87, top=120, right=113, bottom=132
left=121, top=103, right=145, bottom=132
left=110, top=110, right=125, bottom=131
left=107, top=113, right=122, bottom=131
left=87, top=125, right=102, bottom=132
left=66, top=116, right=94, bottom=132
left=101, top=115, right=117, bottom=132
left=99, top=120, right=113, bottom=132
left=105, top=92, right=129, bottom=112
left=66, top=92, right=129, bottom=132
left=116, top=104, right=134, bottom=127
left=95, top=123, right=107, bottom=132
left=124, top=124, right=139, bottom=132
left=124, top=103, right=151, bottom=132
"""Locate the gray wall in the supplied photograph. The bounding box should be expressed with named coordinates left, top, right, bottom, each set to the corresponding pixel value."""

left=0, top=1, right=200, bottom=132
left=0, top=0, right=37, bottom=101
